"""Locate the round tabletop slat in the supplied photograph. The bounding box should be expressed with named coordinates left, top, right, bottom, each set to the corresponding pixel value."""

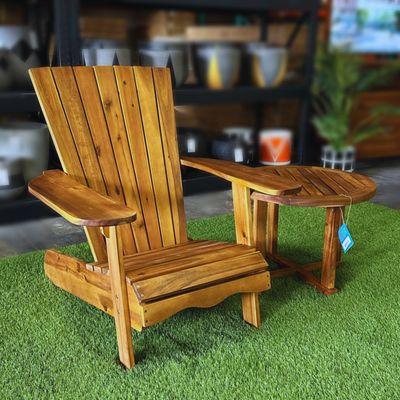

left=252, top=166, right=376, bottom=207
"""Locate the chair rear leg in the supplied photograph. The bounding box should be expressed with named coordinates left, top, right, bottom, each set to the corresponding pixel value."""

left=103, top=226, right=135, bottom=369
left=242, top=292, right=261, bottom=327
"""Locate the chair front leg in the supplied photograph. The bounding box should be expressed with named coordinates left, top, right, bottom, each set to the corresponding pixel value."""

left=103, top=226, right=135, bottom=369
left=232, top=182, right=261, bottom=327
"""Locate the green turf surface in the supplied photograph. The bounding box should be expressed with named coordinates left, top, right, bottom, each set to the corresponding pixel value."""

left=1, top=202, right=399, bottom=399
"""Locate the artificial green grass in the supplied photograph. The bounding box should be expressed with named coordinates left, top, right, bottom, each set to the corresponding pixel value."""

left=1, top=203, right=399, bottom=399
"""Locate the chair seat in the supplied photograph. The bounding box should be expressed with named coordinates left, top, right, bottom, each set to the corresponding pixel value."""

left=86, top=240, right=267, bottom=303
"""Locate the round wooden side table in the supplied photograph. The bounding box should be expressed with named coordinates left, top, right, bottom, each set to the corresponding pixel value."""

left=252, top=166, right=376, bottom=295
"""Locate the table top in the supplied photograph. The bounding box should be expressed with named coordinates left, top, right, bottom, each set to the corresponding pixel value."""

left=252, top=166, right=376, bottom=207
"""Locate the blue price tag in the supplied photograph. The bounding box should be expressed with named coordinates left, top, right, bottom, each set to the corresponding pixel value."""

left=338, top=223, right=354, bottom=253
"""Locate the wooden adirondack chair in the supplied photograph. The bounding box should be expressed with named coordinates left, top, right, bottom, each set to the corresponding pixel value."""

left=28, top=66, right=301, bottom=369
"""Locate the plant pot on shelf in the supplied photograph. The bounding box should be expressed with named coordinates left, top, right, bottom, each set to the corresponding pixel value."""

left=212, top=136, right=251, bottom=165
left=0, top=122, right=50, bottom=182
left=244, top=43, right=288, bottom=88
left=177, top=128, right=209, bottom=175
left=222, top=126, right=254, bottom=163
left=139, top=38, right=189, bottom=87
left=321, top=145, right=355, bottom=172
left=0, top=25, right=42, bottom=89
left=193, top=43, right=241, bottom=89
left=0, top=157, right=25, bottom=201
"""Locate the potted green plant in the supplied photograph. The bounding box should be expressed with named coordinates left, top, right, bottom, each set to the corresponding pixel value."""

left=312, top=48, right=400, bottom=171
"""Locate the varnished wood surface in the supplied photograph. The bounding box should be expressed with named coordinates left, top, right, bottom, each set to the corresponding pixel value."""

left=30, top=66, right=188, bottom=258
left=321, top=208, right=342, bottom=292
left=30, top=66, right=272, bottom=368
left=45, top=248, right=269, bottom=330
left=181, top=157, right=302, bottom=196
left=29, top=170, right=137, bottom=227
left=87, top=240, right=267, bottom=304
left=252, top=166, right=376, bottom=207
left=104, top=226, right=135, bottom=368
left=138, top=271, right=270, bottom=327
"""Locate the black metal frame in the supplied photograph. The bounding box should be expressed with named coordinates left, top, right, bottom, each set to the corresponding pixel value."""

left=0, top=0, right=320, bottom=221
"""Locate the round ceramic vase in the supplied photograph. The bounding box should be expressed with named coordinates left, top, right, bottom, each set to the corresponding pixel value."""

left=95, top=48, right=131, bottom=66
left=139, top=48, right=187, bottom=87
left=0, top=122, right=49, bottom=182
left=0, top=157, right=25, bottom=201
left=246, top=44, right=288, bottom=88
left=0, top=25, right=41, bottom=89
left=195, top=44, right=241, bottom=89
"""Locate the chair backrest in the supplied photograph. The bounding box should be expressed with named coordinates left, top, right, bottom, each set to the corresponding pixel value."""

left=30, top=66, right=187, bottom=261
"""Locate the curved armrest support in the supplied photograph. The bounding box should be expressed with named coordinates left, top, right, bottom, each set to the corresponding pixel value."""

left=181, top=157, right=302, bottom=196
left=29, top=170, right=137, bottom=227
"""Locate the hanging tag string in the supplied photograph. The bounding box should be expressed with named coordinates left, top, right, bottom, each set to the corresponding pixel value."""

left=339, top=194, right=353, bottom=226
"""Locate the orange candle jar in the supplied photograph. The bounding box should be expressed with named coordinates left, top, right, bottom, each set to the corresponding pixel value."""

left=259, top=129, right=292, bottom=165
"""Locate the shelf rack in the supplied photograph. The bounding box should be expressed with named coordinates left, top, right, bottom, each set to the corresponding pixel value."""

left=0, top=0, right=319, bottom=222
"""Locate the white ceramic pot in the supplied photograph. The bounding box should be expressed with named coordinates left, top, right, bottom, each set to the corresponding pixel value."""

left=321, top=145, right=355, bottom=172
left=0, top=49, right=13, bottom=90
left=0, top=25, right=41, bottom=88
left=0, top=122, right=49, bottom=182
left=0, top=157, right=25, bottom=201
left=82, top=48, right=96, bottom=66
left=95, top=48, right=131, bottom=66
left=195, top=44, right=241, bottom=89
left=245, top=44, right=288, bottom=88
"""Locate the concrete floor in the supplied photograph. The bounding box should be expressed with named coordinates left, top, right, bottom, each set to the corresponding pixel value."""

left=0, top=159, right=399, bottom=258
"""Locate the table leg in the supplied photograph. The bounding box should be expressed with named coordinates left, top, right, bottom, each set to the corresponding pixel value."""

left=253, top=199, right=267, bottom=257
left=266, top=203, right=279, bottom=255
left=321, top=207, right=342, bottom=294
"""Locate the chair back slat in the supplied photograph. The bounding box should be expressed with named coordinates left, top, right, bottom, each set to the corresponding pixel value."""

left=30, top=66, right=187, bottom=260
left=30, top=67, right=107, bottom=261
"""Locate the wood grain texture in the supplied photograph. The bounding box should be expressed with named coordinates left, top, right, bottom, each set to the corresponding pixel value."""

left=131, top=252, right=266, bottom=303
left=141, top=272, right=270, bottom=327
left=250, top=165, right=367, bottom=295
left=232, top=182, right=264, bottom=327
left=73, top=66, right=137, bottom=257
left=266, top=203, right=279, bottom=255
left=44, top=249, right=142, bottom=330
left=104, top=226, right=135, bottom=369
left=152, top=68, right=187, bottom=244
left=30, top=66, right=188, bottom=258
left=29, top=170, right=137, bottom=227
left=134, top=66, right=176, bottom=247
left=181, top=157, right=302, bottom=196
left=29, top=67, right=106, bottom=261
left=232, top=182, right=253, bottom=246
left=29, top=66, right=272, bottom=367
left=321, top=207, right=342, bottom=291
left=253, top=199, right=267, bottom=257
left=114, top=66, right=161, bottom=250
left=242, top=292, right=261, bottom=328
left=253, top=166, right=376, bottom=207
left=88, top=239, right=267, bottom=304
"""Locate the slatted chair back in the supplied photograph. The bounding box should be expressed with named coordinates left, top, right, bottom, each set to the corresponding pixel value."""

left=30, top=66, right=187, bottom=261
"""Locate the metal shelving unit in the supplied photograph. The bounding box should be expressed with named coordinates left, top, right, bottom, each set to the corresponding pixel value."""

left=63, top=0, right=319, bottom=163
left=0, top=0, right=319, bottom=220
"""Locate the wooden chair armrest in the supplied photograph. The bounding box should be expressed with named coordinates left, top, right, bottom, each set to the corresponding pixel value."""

left=28, top=170, right=137, bottom=227
left=181, top=157, right=302, bottom=196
